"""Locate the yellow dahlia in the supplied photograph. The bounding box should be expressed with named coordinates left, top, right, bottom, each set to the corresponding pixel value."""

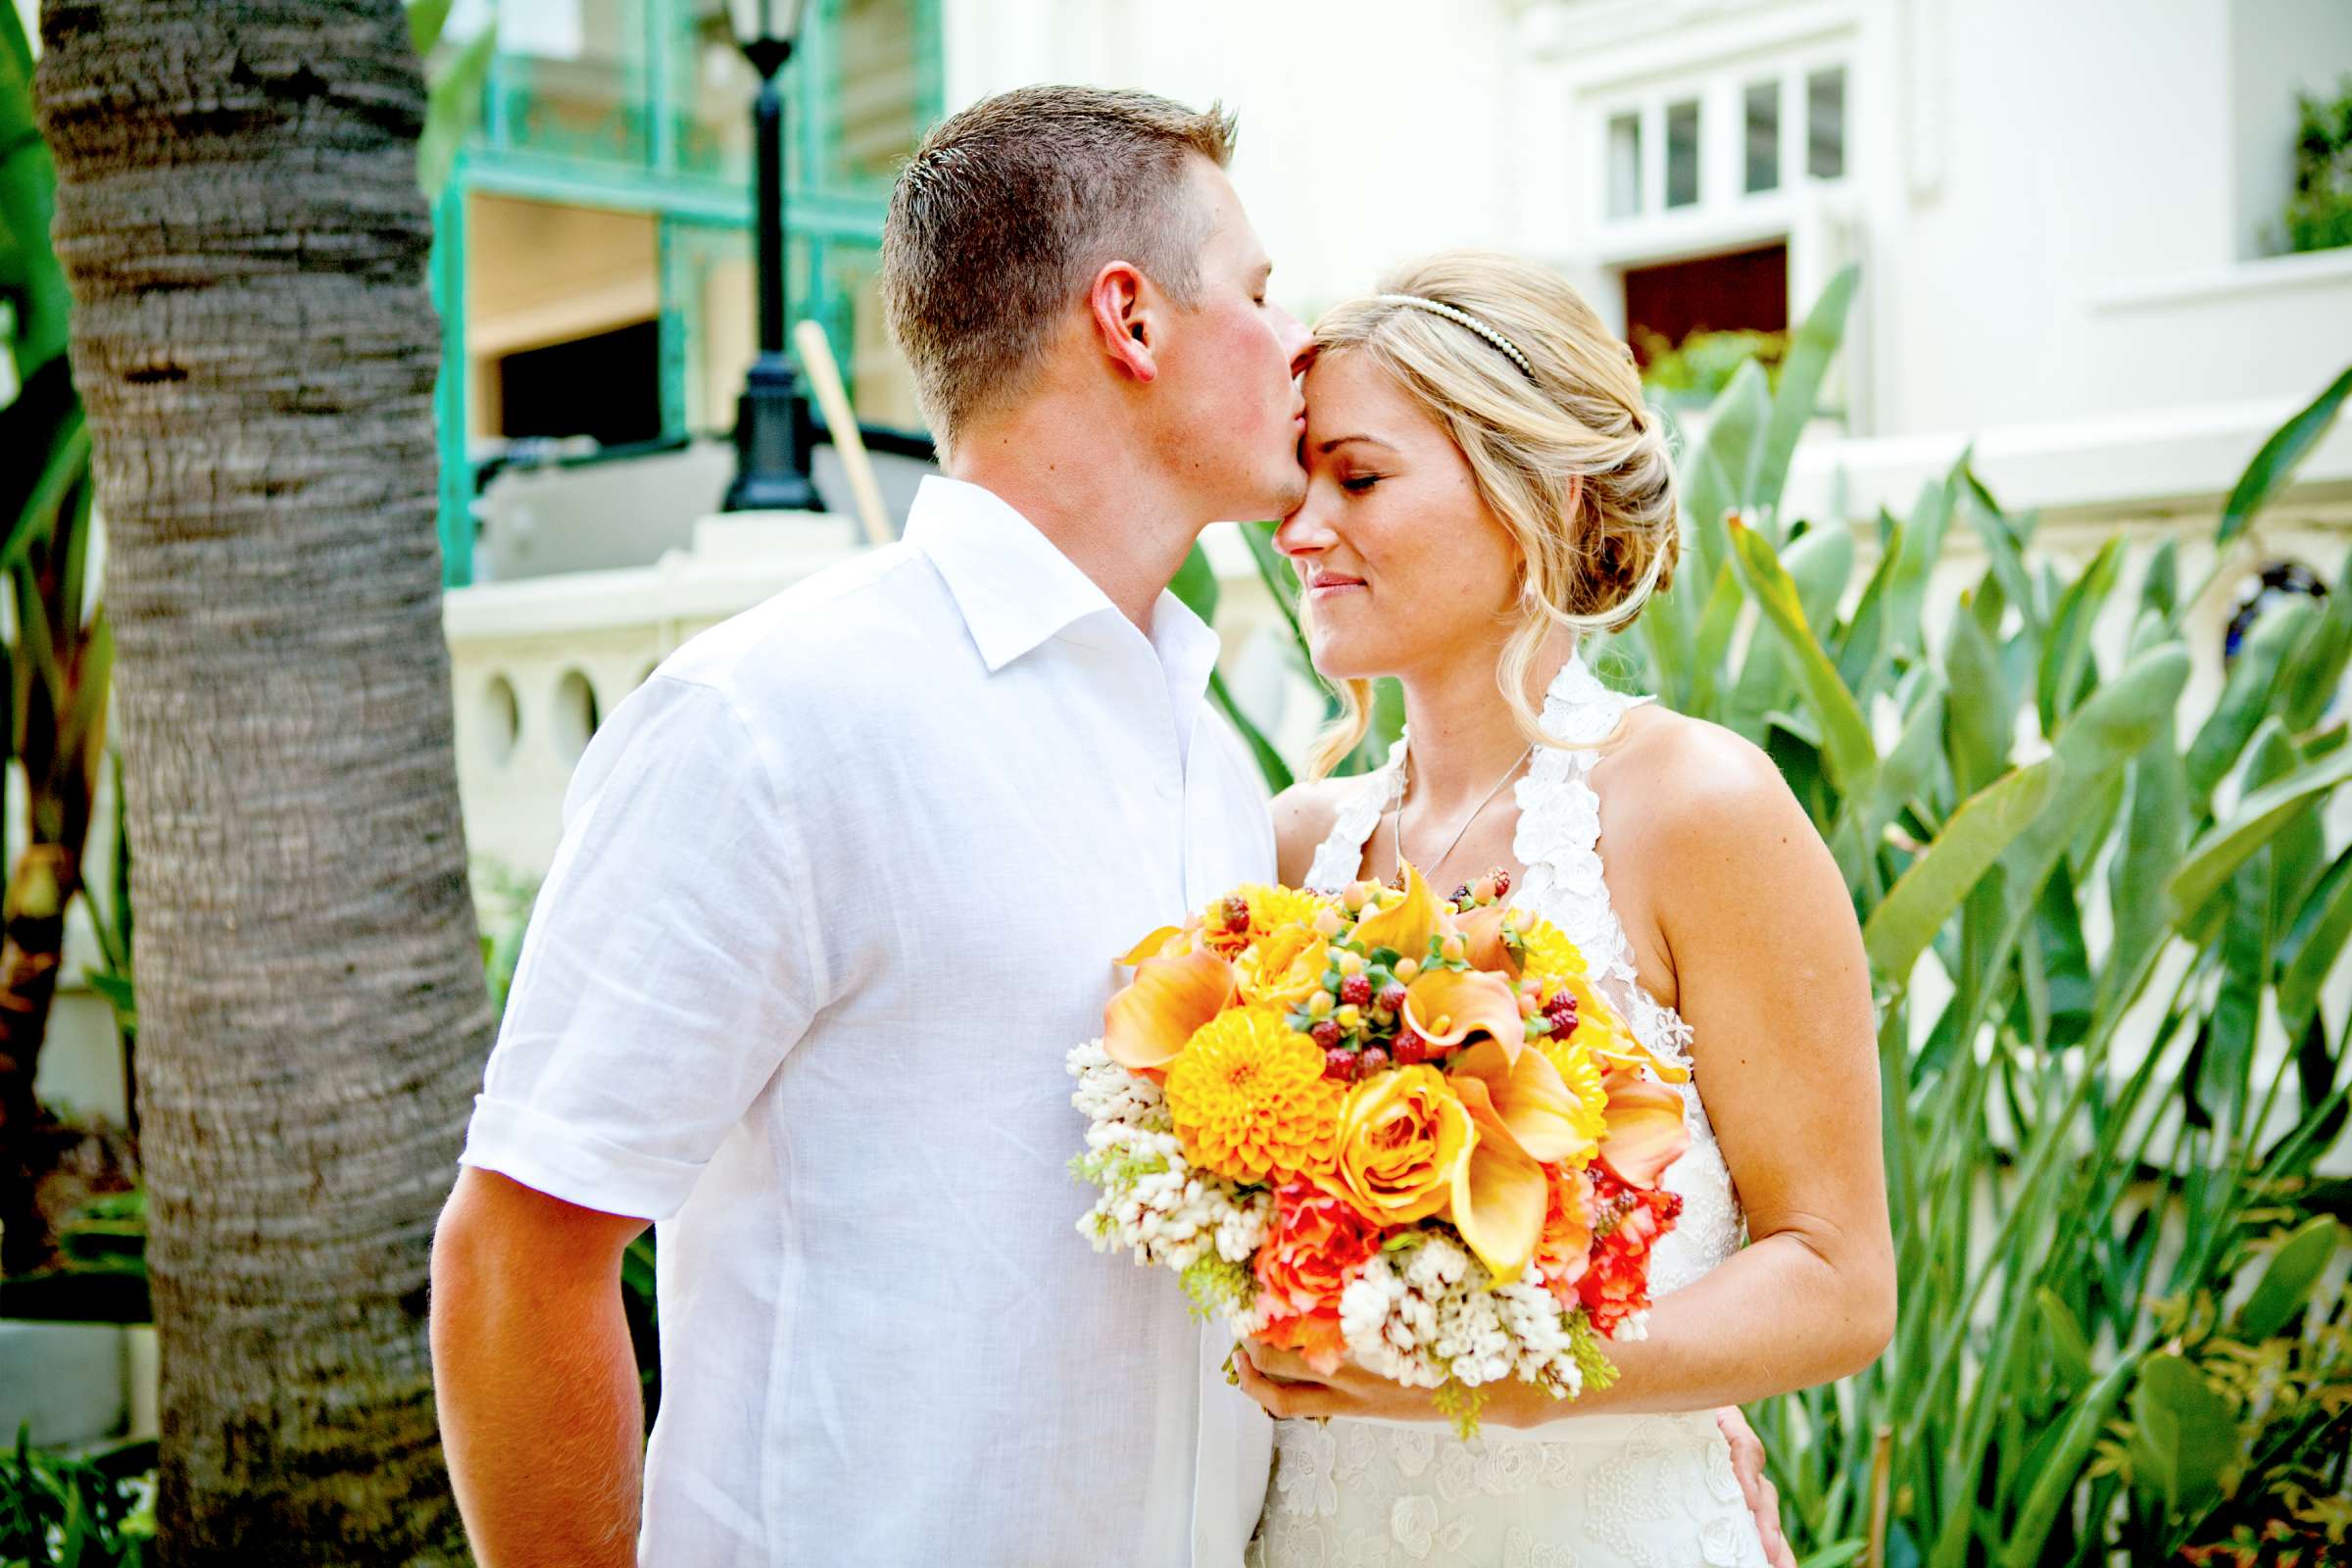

left=1532, top=1032, right=1609, bottom=1166
left=1515, top=916, right=1596, bottom=991
left=1200, top=883, right=1333, bottom=957
left=1165, top=1007, right=1344, bottom=1184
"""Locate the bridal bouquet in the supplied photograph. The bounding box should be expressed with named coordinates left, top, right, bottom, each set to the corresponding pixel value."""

left=1068, top=863, right=1692, bottom=1435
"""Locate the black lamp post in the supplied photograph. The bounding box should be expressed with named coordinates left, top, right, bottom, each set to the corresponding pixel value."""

left=722, top=0, right=822, bottom=513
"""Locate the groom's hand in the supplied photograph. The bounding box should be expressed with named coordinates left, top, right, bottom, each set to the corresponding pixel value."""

left=1716, top=1406, right=1796, bottom=1568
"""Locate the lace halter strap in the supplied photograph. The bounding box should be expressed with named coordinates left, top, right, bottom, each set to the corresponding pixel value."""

left=1299, top=653, right=1695, bottom=1073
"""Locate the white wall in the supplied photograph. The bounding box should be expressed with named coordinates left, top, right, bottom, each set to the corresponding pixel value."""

left=942, top=0, right=2352, bottom=449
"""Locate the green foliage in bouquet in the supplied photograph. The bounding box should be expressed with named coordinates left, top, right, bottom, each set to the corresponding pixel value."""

left=1202, top=262, right=2352, bottom=1563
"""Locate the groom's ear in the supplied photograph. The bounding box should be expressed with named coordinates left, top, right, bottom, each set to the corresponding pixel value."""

left=1086, top=260, right=1159, bottom=385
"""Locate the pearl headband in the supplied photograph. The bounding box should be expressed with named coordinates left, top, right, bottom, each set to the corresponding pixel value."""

left=1372, top=294, right=1536, bottom=379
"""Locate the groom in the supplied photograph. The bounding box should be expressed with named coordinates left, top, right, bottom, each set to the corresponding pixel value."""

left=429, top=85, right=1790, bottom=1567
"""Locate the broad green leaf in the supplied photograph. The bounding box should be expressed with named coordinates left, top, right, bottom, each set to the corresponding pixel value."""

left=1168, top=540, right=1219, bottom=624
left=408, top=0, right=458, bottom=56
left=1785, top=520, right=1854, bottom=631
left=1749, top=264, right=1858, bottom=515
left=2186, top=599, right=2319, bottom=807
left=1958, top=467, right=2043, bottom=636
left=1943, top=589, right=2009, bottom=795
left=1730, top=520, right=1878, bottom=795
left=2136, top=537, right=2179, bottom=622
left=2036, top=1287, right=2093, bottom=1393
left=2279, top=842, right=2352, bottom=1029
left=2000, top=1351, right=2139, bottom=1568
left=2099, top=713, right=2190, bottom=1019
left=1206, top=668, right=1290, bottom=794
left=1238, top=520, right=1302, bottom=645
left=2217, top=363, right=2352, bottom=547
left=2035, top=534, right=2123, bottom=736
left=2127, top=1354, right=2237, bottom=1518
left=2168, top=742, right=2352, bottom=920
left=417, top=21, right=499, bottom=199
left=2278, top=544, right=2352, bottom=732
left=2236, top=1216, right=2345, bottom=1341
left=1865, top=757, right=2057, bottom=989
left=1684, top=360, right=1771, bottom=582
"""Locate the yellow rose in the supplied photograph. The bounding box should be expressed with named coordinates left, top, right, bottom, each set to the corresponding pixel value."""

left=1331, top=1064, right=1474, bottom=1224
left=1239, top=924, right=1331, bottom=1008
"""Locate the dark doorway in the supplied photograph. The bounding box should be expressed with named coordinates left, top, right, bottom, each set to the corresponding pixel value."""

left=1623, top=242, right=1788, bottom=368
left=497, top=319, right=663, bottom=446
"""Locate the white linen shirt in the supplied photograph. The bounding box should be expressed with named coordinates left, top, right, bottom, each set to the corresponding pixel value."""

left=460, top=476, right=1275, bottom=1567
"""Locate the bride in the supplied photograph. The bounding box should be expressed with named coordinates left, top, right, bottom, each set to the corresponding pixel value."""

left=1233, top=252, right=1896, bottom=1567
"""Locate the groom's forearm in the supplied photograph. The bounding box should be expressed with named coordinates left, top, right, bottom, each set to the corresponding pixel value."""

left=431, top=1168, right=649, bottom=1568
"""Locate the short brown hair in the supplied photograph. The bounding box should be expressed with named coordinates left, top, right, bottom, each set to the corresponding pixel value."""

left=881, top=85, right=1237, bottom=449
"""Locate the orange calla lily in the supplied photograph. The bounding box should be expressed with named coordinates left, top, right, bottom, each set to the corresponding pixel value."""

left=1402, top=967, right=1527, bottom=1063
left=1103, top=949, right=1235, bottom=1071
left=1116, top=925, right=1186, bottom=966
left=1588, top=1019, right=1693, bottom=1086
left=1446, top=1075, right=1548, bottom=1283
left=1352, top=860, right=1442, bottom=961
left=1594, top=1070, right=1690, bottom=1189
left=1241, top=924, right=1331, bottom=1007
left=1448, top=1039, right=1595, bottom=1166
left=1454, top=905, right=1523, bottom=979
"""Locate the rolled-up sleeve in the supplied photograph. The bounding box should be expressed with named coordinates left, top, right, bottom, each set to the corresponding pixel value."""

left=459, top=672, right=824, bottom=1220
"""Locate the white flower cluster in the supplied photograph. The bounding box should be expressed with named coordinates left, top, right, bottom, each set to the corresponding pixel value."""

left=1067, top=1039, right=1269, bottom=1320
left=1338, top=1232, right=1591, bottom=1399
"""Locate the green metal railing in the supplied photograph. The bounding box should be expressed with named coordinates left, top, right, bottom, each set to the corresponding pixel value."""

left=431, top=0, right=941, bottom=585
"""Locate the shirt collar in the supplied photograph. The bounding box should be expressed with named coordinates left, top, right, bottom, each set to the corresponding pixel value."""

left=904, top=475, right=1126, bottom=673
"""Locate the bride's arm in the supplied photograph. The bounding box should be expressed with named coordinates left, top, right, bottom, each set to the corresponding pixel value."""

left=1490, top=723, right=1893, bottom=1423
left=1241, top=723, right=1894, bottom=1425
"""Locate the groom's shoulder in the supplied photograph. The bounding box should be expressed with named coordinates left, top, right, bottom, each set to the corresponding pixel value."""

left=659, top=541, right=963, bottom=704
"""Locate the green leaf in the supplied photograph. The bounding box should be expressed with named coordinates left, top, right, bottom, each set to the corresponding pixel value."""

left=2277, top=544, right=2352, bottom=732
left=2035, top=533, right=2123, bottom=736
left=1944, top=590, right=2010, bottom=796
left=1865, top=757, right=2058, bottom=990
left=1729, top=520, right=1878, bottom=796
left=2217, top=363, right=2352, bottom=547
left=2127, top=1354, right=2238, bottom=1518
left=417, top=21, right=498, bottom=199
left=1749, top=264, right=1858, bottom=517
left=1207, top=667, right=1291, bottom=794
left=2235, top=1216, right=2345, bottom=1341
left=1168, top=540, right=1220, bottom=624
left=1238, top=519, right=1301, bottom=647
left=1998, top=1352, right=2140, bottom=1568
left=2279, top=841, right=2352, bottom=1030
left=2168, top=742, right=2352, bottom=920
left=1684, top=360, right=1771, bottom=582
left=2185, top=599, right=2319, bottom=807
left=407, top=0, right=458, bottom=56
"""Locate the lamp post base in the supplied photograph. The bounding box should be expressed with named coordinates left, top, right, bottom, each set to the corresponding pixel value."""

left=723, top=353, right=823, bottom=514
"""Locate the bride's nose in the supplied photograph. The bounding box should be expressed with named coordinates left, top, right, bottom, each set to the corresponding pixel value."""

left=1275, top=496, right=1338, bottom=560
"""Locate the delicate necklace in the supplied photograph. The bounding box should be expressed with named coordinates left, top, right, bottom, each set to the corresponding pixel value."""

left=1390, top=743, right=1534, bottom=887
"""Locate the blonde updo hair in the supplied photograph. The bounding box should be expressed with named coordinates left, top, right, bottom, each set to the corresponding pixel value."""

left=1301, top=250, right=1679, bottom=779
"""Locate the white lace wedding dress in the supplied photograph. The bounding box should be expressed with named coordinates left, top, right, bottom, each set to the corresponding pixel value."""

left=1249, top=654, right=1766, bottom=1568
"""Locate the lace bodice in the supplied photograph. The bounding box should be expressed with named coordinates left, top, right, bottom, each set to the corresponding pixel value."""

left=1256, top=654, right=1762, bottom=1568
left=1302, top=654, right=1744, bottom=1297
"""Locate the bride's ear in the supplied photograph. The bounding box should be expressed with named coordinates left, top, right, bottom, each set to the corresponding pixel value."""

left=1087, top=261, right=1159, bottom=384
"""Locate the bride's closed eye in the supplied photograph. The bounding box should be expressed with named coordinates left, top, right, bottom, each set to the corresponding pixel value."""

left=1341, top=474, right=1385, bottom=494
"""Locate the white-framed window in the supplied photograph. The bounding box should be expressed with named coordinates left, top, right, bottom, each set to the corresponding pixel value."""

left=1592, top=50, right=1850, bottom=229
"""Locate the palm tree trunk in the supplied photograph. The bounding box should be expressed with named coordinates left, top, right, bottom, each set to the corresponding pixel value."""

left=36, top=2, right=491, bottom=1558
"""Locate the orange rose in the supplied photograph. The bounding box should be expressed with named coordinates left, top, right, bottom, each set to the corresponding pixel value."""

left=1331, top=1064, right=1474, bottom=1224
left=1252, top=1182, right=1380, bottom=1374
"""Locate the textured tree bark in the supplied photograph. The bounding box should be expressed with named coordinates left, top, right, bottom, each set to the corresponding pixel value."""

left=35, top=2, right=492, bottom=1558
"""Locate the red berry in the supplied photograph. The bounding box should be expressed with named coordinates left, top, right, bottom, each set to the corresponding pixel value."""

left=1310, top=1020, right=1343, bottom=1051
left=1491, top=870, right=1512, bottom=899
left=1356, top=1047, right=1392, bottom=1076
left=1392, top=1031, right=1429, bottom=1065
left=1340, top=974, right=1373, bottom=1007
left=1322, top=1047, right=1354, bottom=1080
left=1222, top=896, right=1251, bottom=933
left=1378, top=984, right=1408, bottom=1013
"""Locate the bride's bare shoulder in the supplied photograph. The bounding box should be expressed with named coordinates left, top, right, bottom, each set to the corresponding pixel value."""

left=1600, top=703, right=1801, bottom=846
left=1271, top=776, right=1359, bottom=889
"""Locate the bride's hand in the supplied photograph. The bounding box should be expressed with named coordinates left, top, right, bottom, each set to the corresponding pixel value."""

left=1232, top=1342, right=1448, bottom=1424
